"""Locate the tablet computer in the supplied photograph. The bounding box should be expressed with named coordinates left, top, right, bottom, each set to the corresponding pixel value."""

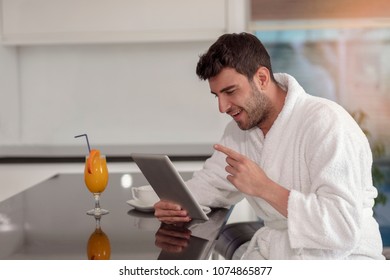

left=131, top=153, right=209, bottom=221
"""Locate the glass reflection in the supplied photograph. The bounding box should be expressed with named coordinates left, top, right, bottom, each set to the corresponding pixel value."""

left=155, top=223, right=192, bottom=253
left=0, top=213, right=17, bottom=232
left=155, top=223, right=211, bottom=260
left=121, top=174, right=133, bottom=189
left=87, top=216, right=111, bottom=260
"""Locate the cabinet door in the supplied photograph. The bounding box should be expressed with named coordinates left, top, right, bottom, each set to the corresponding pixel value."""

left=0, top=0, right=245, bottom=45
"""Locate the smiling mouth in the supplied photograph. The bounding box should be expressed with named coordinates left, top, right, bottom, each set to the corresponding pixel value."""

left=230, top=109, right=242, bottom=116
left=229, top=109, right=243, bottom=120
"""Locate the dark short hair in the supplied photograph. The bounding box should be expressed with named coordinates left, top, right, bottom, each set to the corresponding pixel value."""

left=196, top=32, right=275, bottom=82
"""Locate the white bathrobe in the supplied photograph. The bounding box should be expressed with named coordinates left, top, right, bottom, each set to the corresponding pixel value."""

left=186, top=73, right=384, bottom=259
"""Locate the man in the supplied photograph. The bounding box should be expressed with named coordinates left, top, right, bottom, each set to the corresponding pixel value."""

left=154, top=32, right=384, bottom=259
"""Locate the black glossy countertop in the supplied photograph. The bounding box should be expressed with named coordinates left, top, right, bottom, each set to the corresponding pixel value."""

left=0, top=172, right=231, bottom=260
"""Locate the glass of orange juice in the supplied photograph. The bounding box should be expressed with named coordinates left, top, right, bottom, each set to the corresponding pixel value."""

left=84, top=150, right=109, bottom=216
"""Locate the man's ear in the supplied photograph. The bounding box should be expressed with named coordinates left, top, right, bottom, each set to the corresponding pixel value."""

left=254, top=67, right=270, bottom=90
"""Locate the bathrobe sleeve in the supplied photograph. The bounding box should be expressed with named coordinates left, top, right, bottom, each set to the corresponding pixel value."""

left=287, top=102, right=374, bottom=252
left=186, top=122, right=244, bottom=208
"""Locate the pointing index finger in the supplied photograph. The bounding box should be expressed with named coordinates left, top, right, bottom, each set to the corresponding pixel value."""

left=214, top=144, right=241, bottom=160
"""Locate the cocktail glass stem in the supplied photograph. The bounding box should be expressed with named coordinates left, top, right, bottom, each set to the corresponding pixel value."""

left=87, top=193, right=109, bottom=217
left=95, top=216, right=101, bottom=229
left=94, top=193, right=101, bottom=211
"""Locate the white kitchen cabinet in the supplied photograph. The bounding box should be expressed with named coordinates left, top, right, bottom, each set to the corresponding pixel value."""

left=0, top=0, right=247, bottom=45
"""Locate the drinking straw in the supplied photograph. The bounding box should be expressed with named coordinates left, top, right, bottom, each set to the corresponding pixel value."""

left=74, top=134, right=91, bottom=153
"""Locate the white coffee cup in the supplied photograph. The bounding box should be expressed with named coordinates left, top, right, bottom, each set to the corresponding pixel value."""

left=131, top=185, right=159, bottom=205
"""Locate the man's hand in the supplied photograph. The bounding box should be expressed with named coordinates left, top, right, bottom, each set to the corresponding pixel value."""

left=154, top=200, right=192, bottom=224
left=214, top=144, right=290, bottom=217
left=214, top=144, right=271, bottom=197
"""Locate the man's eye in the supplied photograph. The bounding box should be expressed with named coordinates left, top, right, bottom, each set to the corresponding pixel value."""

left=226, top=90, right=235, bottom=95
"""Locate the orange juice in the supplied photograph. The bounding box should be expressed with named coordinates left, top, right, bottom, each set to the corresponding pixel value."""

left=84, top=156, right=108, bottom=193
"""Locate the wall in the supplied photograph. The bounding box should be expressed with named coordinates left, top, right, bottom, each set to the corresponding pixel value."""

left=0, top=46, right=20, bottom=144
left=0, top=0, right=248, bottom=156
left=0, top=40, right=236, bottom=155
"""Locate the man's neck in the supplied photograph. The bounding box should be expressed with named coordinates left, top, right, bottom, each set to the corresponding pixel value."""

left=258, top=83, right=287, bottom=136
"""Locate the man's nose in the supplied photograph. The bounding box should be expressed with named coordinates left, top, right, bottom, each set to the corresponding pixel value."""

left=218, top=95, right=231, bottom=113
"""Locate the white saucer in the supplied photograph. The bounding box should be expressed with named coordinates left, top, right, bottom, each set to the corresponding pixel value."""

left=126, top=199, right=154, bottom=213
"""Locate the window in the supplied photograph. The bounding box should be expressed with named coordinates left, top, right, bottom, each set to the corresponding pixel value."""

left=249, top=0, right=390, bottom=157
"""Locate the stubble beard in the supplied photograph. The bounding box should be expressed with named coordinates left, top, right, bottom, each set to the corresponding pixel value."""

left=237, top=82, right=272, bottom=130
